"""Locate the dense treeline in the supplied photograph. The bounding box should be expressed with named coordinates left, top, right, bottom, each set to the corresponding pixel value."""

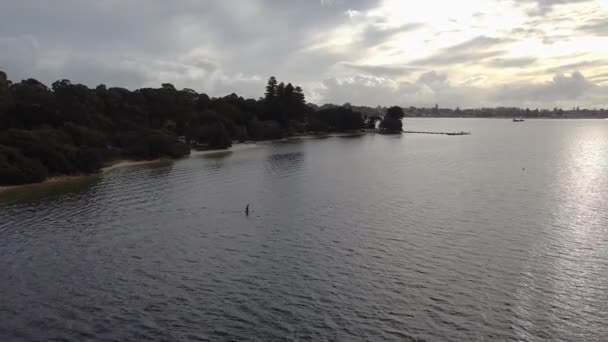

left=0, top=72, right=378, bottom=186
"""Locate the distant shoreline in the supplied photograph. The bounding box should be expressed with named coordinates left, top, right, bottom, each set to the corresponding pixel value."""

left=404, top=116, right=608, bottom=119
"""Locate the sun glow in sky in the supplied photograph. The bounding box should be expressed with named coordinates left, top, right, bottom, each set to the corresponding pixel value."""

left=1, top=0, right=608, bottom=108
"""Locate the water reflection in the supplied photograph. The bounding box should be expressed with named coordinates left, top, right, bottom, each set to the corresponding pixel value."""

left=201, top=151, right=234, bottom=159
left=337, top=133, right=365, bottom=139
left=542, top=125, right=608, bottom=339
left=0, top=175, right=101, bottom=206
left=265, top=151, right=304, bottom=177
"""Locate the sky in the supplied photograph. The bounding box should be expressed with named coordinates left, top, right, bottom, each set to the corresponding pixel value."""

left=1, top=0, right=607, bottom=108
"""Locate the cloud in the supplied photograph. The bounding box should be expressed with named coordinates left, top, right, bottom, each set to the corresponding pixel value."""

left=509, top=27, right=571, bottom=45
left=339, top=62, right=420, bottom=77
left=578, top=18, right=608, bottom=36
left=494, top=71, right=591, bottom=103
left=588, top=72, right=608, bottom=82
left=47, top=56, right=152, bottom=89
left=486, top=57, right=538, bottom=68
left=488, top=71, right=608, bottom=109
left=315, top=75, right=402, bottom=106
left=411, top=36, right=512, bottom=66
left=511, top=27, right=545, bottom=36
left=314, top=72, right=485, bottom=108
left=412, top=51, right=506, bottom=66
left=445, top=36, right=513, bottom=52
left=314, top=71, right=608, bottom=109
left=508, top=0, right=594, bottom=16
left=358, top=22, right=424, bottom=48
left=416, top=71, right=450, bottom=89
left=543, top=59, right=606, bottom=73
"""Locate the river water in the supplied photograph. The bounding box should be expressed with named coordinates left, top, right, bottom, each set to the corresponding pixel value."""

left=1, top=119, right=607, bottom=341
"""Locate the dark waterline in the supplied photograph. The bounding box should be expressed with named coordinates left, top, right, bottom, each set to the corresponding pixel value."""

left=1, top=119, right=607, bottom=341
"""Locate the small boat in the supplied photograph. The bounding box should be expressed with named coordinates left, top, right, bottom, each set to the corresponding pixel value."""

left=513, top=118, right=525, bottom=122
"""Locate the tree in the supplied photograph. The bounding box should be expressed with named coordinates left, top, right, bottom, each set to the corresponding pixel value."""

left=386, top=106, right=405, bottom=120
left=52, top=79, right=71, bottom=91
left=208, top=124, right=232, bottom=149
left=379, top=116, right=402, bottom=134
left=379, top=106, right=404, bottom=134
left=310, top=106, right=364, bottom=131
left=9, top=78, right=57, bottom=128
left=0, top=71, right=15, bottom=128
left=265, top=76, right=278, bottom=100
left=294, top=86, right=305, bottom=105
left=276, top=82, right=285, bottom=98
left=285, top=83, right=294, bottom=97
left=248, top=118, right=283, bottom=140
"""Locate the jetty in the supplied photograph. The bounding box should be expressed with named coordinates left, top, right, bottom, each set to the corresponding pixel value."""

left=403, top=130, right=471, bottom=136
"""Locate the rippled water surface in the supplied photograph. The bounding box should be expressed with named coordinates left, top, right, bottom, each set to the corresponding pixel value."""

left=1, top=119, right=608, bottom=341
